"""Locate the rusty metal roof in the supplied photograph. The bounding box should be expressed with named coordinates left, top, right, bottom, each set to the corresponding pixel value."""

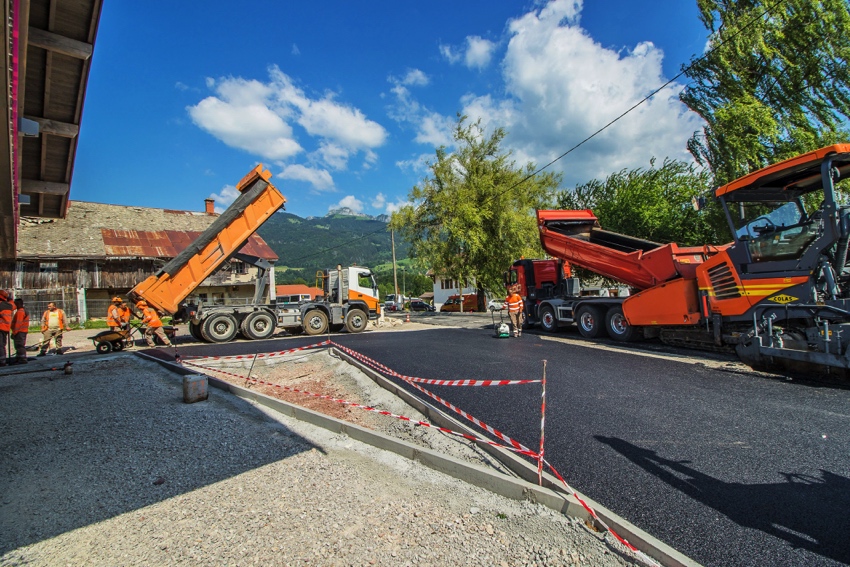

left=102, top=229, right=277, bottom=261
left=17, top=200, right=278, bottom=261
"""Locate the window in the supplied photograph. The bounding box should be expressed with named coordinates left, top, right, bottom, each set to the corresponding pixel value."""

left=231, top=261, right=247, bottom=274
left=39, top=262, right=58, bottom=273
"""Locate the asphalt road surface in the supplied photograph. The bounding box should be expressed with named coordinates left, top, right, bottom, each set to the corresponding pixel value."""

left=174, top=323, right=850, bottom=567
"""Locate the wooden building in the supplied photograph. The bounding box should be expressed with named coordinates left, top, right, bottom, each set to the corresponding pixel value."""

left=0, top=198, right=278, bottom=322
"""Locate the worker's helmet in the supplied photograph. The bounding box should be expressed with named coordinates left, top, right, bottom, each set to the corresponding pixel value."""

left=136, top=301, right=147, bottom=309
left=112, top=296, right=122, bottom=303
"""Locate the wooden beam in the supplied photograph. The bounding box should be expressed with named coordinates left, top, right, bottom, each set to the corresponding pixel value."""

left=21, top=179, right=69, bottom=195
left=28, top=27, right=93, bottom=60
left=23, top=115, right=79, bottom=138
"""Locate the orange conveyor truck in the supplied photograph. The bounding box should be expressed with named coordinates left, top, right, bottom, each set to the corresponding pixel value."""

left=509, top=144, right=850, bottom=377
left=128, top=165, right=381, bottom=343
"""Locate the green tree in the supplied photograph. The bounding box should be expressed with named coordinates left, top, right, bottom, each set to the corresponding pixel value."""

left=390, top=116, right=560, bottom=308
left=556, top=158, right=725, bottom=245
left=681, top=0, right=850, bottom=185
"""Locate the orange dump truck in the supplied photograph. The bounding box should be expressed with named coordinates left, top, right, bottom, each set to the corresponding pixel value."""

left=128, top=165, right=381, bottom=343
left=510, top=144, right=850, bottom=376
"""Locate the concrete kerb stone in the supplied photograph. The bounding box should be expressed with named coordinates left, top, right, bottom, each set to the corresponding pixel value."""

left=135, top=349, right=699, bottom=567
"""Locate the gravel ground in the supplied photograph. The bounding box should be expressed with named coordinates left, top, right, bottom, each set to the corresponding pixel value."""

left=0, top=337, right=639, bottom=567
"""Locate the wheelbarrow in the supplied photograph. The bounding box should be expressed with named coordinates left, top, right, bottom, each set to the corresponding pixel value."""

left=89, top=326, right=137, bottom=354
left=90, top=324, right=177, bottom=354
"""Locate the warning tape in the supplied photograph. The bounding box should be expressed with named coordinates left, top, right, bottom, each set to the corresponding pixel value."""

left=180, top=340, right=330, bottom=362
left=182, top=359, right=539, bottom=459
left=330, top=342, right=535, bottom=455
left=182, top=341, right=657, bottom=566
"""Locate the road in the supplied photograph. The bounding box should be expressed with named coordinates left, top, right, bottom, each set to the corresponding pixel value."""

left=174, top=316, right=850, bottom=567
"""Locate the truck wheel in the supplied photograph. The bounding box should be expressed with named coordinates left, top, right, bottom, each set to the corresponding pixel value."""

left=539, top=305, right=558, bottom=333
left=189, top=321, right=204, bottom=342
left=575, top=304, right=605, bottom=339
left=345, top=309, right=368, bottom=333
left=605, top=306, right=639, bottom=342
left=201, top=313, right=238, bottom=343
left=241, top=311, right=276, bottom=340
left=303, top=310, right=329, bottom=335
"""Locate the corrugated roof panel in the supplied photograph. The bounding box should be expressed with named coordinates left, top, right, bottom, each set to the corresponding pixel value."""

left=100, top=228, right=278, bottom=261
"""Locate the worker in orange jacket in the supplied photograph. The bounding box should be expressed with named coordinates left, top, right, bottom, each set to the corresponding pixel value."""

left=137, top=301, right=172, bottom=347
left=0, top=290, right=12, bottom=366
left=39, top=302, right=70, bottom=356
left=107, top=297, right=123, bottom=331
left=504, top=287, right=525, bottom=338
left=118, top=301, right=132, bottom=330
left=11, top=298, right=30, bottom=364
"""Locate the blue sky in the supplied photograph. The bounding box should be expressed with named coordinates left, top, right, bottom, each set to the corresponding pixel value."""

left=72, top=0, right=709, bottom=219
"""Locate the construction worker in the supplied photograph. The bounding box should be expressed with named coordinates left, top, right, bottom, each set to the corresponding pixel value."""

left=39, top=302, right=70, bottom=356
left=137, top=300, right=172, bottom=347
left=107, top=297, right=123, bottom=331
left=504, top=287, right=525, bottom=338
left=118, top=301, right=132, bottom=330
left=11, top=298, right=30, bottom=364
left=0, top=290, right=12, bottom=366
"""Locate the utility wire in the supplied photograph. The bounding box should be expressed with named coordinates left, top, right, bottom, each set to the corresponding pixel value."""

left=283, top=0, right=785, bottom=266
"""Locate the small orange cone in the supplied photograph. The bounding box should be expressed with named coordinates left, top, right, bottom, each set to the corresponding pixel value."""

left=405, top=313, right=410, bottom=323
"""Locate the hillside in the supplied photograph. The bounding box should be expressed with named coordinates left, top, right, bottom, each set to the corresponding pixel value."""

left=257, top=210, right=409, bottom=271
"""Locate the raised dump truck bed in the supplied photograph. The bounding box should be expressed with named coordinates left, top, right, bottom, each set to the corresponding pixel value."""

left=537, top=209, right=717, bottom=290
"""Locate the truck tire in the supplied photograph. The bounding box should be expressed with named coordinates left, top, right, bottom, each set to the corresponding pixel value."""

left=605, top=306, right=639, bottom=342
left=303, top=309, right=329, bottom=335
left=188, top=321, right=204, bottom=342
left=345, top=309, right=368, bottom=333
left=201, top=313, right=238, bottom=343
left=539, top=305, right=558, bottom=333
left=575, top=304, right=605, bottom=339
left=241, top=311, right=276, bottom=341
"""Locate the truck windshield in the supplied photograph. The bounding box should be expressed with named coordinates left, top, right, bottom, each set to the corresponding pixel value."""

left=734, top=200, right=818, bottom=261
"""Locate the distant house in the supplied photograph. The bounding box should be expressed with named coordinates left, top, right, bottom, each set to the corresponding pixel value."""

left=0, top=198, right=278, bottom=322
left=275, top=284, right=323, bottom=302
left=429, top=273, right=477, bottom=310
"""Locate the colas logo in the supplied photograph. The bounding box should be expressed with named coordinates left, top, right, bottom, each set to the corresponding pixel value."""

left=768, top=294, right=798, bottom=304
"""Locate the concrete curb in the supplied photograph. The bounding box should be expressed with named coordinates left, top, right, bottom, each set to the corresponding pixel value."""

left=136, top=349, right=700, bottom=567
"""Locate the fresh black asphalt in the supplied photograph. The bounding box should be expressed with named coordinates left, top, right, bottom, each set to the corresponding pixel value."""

left=174, top=326, right=850, bottom=567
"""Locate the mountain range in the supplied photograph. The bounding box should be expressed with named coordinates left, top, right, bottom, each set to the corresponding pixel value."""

left=257, top=209, right=408, bottom=271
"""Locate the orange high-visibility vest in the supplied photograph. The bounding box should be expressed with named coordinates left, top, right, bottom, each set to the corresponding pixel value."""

left=506, top=293, right=523, bottom=313
left=0, top=300, right=12, bottom=332
left=107, top=304, right=122, bottom=327
left=41, top=308, right=67, bottom=331
left=118, top=306, right=132, bottom=324
left=142, top=307, right=163, bottom=328
left=12, top=307, right=29, bottom=335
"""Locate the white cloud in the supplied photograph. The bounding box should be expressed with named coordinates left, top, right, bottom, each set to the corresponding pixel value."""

left=279, top=164, right=334, bottom=192
left=401, top=69, right=429, bottom=86
left=456, top=0, right=703, bottom=186
left=208, top=184, right=240, bottom=213
left=440, top=36, right=497, bottom=70
left=331, top=195, right=364, bottom=213
left=384, top=197, right=410, bottom=214
left=465, top=36, right=497, bottom=69
left=395, top=153, right=433, bottom=175
left=188, top=66, right=387, bottom=172
left=291, top=43, right=300, bottom=55
left=371, top=193, right=386, bottom=209
left=439, top=43, right=461, bottom=64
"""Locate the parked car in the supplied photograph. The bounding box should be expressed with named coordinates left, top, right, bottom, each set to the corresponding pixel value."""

left=439, top=295, right=479, bottom=312
left=487, top=298, right=505, bottom=312
left=408, top=300, right=435, bottom=312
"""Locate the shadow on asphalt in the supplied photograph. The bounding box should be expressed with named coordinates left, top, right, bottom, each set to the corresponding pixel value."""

left=595, top=436, right=850, bottom=565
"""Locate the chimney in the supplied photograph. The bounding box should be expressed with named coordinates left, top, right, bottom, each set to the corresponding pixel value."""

left=204, top=198, right=215, bottom=215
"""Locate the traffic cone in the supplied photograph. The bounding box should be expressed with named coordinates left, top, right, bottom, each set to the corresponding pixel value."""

left=405, top=313, right=410, bottom=323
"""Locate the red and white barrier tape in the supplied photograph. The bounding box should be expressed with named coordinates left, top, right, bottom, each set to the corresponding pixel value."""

left=180, top=340, right=330, bottom=361
left=182, top=341, right=657, bottom=566
left=182, top=359, right=539, bottom=459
